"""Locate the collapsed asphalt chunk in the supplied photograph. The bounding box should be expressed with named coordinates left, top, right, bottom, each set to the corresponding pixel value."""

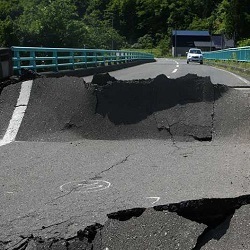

left=101, top=208, right=206, bottom=250
left=12, top=194, right=250, bottom=250
left=94, top=73, right=228, bottom=141
left=16, top=73, right=237, bottom=142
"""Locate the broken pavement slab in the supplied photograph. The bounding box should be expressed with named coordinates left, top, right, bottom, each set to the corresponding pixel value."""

left=13, top=73, right=250, bottom=142
left=4, top=195, right=250, bottom=249
left=200, top=204, right=250, bottom=250
left=14, top=73, right=242, bottom=142
left=1, top=72, right=250, bottom=249
left=101, top=208, right=206, bottom=250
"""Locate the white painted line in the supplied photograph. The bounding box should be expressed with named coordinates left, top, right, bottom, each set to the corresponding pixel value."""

left=146, top=197, right=161, bottom=205
left=176, top=65, right=179, bottom=68
left=0, top=80, right=33, bottom=147
left=211, top=66, right=250, bottom=85
left=60, top=180, right=111, bottom=193
left=172, top=69, right=178, bottom=74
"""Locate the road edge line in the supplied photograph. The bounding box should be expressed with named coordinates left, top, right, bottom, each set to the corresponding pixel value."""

left=0, top=80, right=33, bottom=147
left=211, top=66, right=250, bottom=85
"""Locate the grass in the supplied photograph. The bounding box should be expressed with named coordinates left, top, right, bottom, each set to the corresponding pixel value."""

left=204, top=59, right=250, bottom=79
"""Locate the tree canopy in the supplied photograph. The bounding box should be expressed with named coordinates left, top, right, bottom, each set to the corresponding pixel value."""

left=0, top=0, right=249, bottom=51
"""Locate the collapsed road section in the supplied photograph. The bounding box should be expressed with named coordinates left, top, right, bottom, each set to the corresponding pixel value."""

left=3, top=194, right=250, bottom=250
left=1, top=73, right=250, bottom=250
left=13, top=73, right=250, bottom=142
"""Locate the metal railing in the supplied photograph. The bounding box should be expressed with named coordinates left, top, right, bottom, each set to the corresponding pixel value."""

left=203, top=46, right=250, bottom=62
left=12, top=46, right=154, bottom=74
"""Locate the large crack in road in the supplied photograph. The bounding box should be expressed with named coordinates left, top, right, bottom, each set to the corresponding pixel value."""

left=1, top=73, right=250, bottom=249
left=93, top=73, right=225, bottom=142
left=13, top=72, right=250, bottom=142
left=4, top=194, right=250, bottom=250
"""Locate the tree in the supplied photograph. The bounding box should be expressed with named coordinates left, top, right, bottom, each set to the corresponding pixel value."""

left=136, top=0, right=169, bottom=38
left=0, top=0, right=21, bottom=46
left=213, top=0, right=250, bottom=40
left=83, top=12, right=125, bottom=49
left=16, top=0, right=81, bottom=47
left=107, top=0, right=139, bottom=43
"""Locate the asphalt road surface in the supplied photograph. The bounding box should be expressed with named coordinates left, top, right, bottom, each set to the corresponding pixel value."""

left=1, top=58, right=250, bottom=250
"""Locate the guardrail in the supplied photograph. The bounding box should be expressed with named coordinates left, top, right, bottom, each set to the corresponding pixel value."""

left=203, top=46, right=250, bottom=62
left=12, top=46, right=154, bottom=74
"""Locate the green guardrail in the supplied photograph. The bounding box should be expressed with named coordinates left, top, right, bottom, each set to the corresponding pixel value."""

left=12, top=46, right=154, bottom=74
left=203, top=46, right=250, bottom=62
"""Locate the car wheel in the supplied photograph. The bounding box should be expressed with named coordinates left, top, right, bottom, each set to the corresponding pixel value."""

left=200, top=61, right=203, bottom=65
left=187, top=61, right=189, bottom=64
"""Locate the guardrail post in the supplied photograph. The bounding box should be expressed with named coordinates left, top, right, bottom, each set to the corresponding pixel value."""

left=82, top=51, right=88, bottom=68
left=114, top=52, right=118, bottom=64
left=53, top=51, right=58, bottom=72
left=92, top=51, right=97, bottom=67
left=70, top=51, right=74, bottom=70
left=30, top=51, right=36, bottom=71
left=247, top=49, right=250, bottom=61
left=13, top=50, right=21, bottom=74
left=101, top=51, right=105, bottom=66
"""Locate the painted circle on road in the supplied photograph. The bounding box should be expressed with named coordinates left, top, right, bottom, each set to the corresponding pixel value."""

left=60, top=180, right=111, bottom=193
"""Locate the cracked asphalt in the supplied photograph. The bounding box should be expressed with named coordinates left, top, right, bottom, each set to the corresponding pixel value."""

left=1, top=58, right=250, bottom=249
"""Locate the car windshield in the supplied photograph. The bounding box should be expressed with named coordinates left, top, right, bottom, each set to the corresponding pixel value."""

left=190, top=49, right=201, bottom=54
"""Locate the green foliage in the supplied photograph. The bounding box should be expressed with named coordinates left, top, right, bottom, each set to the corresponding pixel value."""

left=0, top=0, right=249, bottom=50
left=0, top=0, right=125, bottom=48
left=213, top=0, right=250, bottom=40
left=238, top=39, right=250, bottom=47
left=136, top=35, right=154, bottom=49
left=157, top=36, right=171, bottom=57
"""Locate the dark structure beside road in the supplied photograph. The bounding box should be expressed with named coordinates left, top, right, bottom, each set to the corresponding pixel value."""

left=172, top=30, right=235, bottom=56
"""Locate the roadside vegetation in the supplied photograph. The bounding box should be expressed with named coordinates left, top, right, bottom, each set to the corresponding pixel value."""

left=0, top=0, right=249, bottom=57
left=205, top=60, right=250, bottom=79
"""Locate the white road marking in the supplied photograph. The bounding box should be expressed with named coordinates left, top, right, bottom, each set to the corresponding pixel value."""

left=211, top=66, right=250, bottom=85
left=172, top=69, right=178, bottom=73
left=60, top=180, right=111, bottom=193
left=0, top=80, right=33, bottom=147
left=146, top=196, right=161, bottom=205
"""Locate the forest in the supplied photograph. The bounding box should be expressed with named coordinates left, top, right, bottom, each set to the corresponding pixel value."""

left=0, top=0, right=250, bottom=55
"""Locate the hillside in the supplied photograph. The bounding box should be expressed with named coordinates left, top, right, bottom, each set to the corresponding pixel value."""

left=0, top=0, right=249, bottom=53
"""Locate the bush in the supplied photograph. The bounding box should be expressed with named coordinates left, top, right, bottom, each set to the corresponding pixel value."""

left=157, top=36, right=171, bottom=57
left=237, top=38, right=250, bottom=47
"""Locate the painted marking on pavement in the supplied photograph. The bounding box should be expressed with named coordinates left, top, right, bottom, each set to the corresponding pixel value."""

left=146, top=196, right=161, bottom=205
left=0, top=80, right=33, bottom=147
left=212, top=66, right=250, bottom=85
left=172, top=68, right=178, bottom=73
left=60, top=180, right=111, bottom=193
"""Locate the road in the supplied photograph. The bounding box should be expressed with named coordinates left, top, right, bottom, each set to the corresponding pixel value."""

left=1, top=58, right=250, bottom=249
left=83, top=58, right=249, bottom=85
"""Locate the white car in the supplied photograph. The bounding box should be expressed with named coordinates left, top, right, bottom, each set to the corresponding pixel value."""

left=186, top=48, right=203, bottom=64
